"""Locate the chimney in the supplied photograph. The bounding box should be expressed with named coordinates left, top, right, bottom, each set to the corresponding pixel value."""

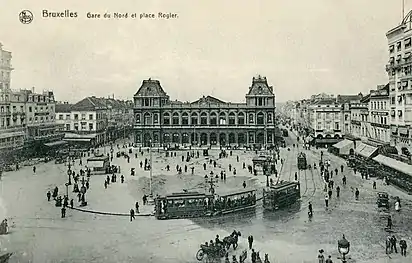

left=32, top=87, right=35, bottom=93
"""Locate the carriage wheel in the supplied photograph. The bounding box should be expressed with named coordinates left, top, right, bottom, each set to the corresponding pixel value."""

left=196, top=249, right=204, bottom=261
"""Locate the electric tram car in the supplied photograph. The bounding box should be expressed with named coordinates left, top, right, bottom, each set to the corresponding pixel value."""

left=154, top=189, right=257, bottom=220
left=297, top=152, right=307, bottom=170
left=263, top=181, right=301, bottom=211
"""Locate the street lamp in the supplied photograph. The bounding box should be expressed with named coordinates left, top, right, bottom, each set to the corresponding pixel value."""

left=338, top=235, right=350, bottom=263
left=147, top=139, right=154, bottom=205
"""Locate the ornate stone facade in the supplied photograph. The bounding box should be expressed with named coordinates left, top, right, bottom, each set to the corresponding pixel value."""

left=133, top=76, right=276, bottom=147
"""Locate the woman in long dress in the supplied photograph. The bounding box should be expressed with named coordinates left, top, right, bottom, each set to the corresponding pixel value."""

left=395, top=201, right=400, bottom=212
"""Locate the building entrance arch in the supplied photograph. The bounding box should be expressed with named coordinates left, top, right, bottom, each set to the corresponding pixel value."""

left=210, top=133, right=217, bottom=145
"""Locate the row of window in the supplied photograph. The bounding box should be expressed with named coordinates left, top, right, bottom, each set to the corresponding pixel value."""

left=0, top=105, right=54, bottom=113
left=136, top=112, right=273, bottom=125
left=389, top=38, right=412, bottom=53
left=370, top=101, right=387, bottom=110
left=316, top=122, right=340, bottom=130
left=315, top=112, right=341, bottom=119
left=0, top=115, right=54, bottom=128
left=58, top=113, right=94, bottom=120
left=66, top=123, right=94, bottom=131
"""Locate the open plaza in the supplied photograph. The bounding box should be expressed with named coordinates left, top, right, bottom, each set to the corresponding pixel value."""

left=0, top=130, right=411, bottom=263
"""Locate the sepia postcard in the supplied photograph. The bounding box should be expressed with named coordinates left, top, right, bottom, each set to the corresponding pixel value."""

left=1, top=1, right=412, bottom=263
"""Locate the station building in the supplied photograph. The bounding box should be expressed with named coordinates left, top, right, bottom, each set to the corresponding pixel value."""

left=133, top=75, right=277, bottom=147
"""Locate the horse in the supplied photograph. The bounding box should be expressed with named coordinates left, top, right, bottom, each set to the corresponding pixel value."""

left=223, top=230, right=241, bottom=250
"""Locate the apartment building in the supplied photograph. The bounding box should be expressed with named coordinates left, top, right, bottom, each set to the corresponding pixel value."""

left=369, top=84, right=390, bottom=144
left=0, top=43, right=12, bottom=91
left=386, top=14, right=412, bottom=155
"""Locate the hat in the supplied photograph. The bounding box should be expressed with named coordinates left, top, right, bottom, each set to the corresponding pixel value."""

left=319, top=249, right=324, bottom=253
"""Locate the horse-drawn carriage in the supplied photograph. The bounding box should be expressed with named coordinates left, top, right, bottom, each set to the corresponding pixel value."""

left=196, top=231, right=241, bottom=262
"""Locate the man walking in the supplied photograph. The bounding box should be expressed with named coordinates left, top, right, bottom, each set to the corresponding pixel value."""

left=248, top=235, right=254, bottom=249
left=324, top=194, right=329, bottom=208
left=130, top=208, right=135, bottom=221
left=135, top=201, right=140, bottom=213
left=325, top=255, right=333, bottom=263
left=400, top=239, right=407, bottom=256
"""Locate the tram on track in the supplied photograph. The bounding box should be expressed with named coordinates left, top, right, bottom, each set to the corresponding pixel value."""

left=154, top=189, right=257, bottom=220
left=297, top=152, right=307, bottom=170
left=262, top=181, right=301, bottom=211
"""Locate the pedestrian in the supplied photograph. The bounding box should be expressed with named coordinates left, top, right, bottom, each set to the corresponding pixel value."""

left=203, top=163, right=206, bottom=170
left=47, top=191, right=51, bottom=201
left=135, top=201, right=140, bottom=213
left=342, top=176, right=346, bottom=186
left=191, top=167, right=194, bottom=174
left=77, top=192, right=82, bottom=202
left=86, top=181, right=89, bottom=189
left=130, top=208, right=135, bottom=221
left=335, top=168, right=338, bottom=176
left=121, top=175, right=124, bottom=183
left=340, top=164, right=344, bottom=173
left=324, top=194, right=329, bottom=208
left=325, top=255, right=333, bottom=263
left=143, top=195, right=147, bottom=205
left=295, top=172, right=297, bottom=181
left=237, top=156, right=239, bottom=162
left=355, top=188, right=359, bottom=200
left=33, top=166, right=36, bottom=173
left=61, top=206, right=66, bottom=218
left=70, top=199, right=74, bottom=209
left=243, top=162, right=246, bottom=169
left=233, top=168, right=237, bottom=175
left=400, top=239, right=407, bottom=256
left=248, top=235, right=254, bottom=249
left=308, top=201, right=313, bottom=216
left=391, top=235, right=398, bottom=253
left=104, top=181, right=107, bottom=189
left=318, top=249, right=325, bottom=263
left=243, top=181, right=246, bottom=188
left=328, top=189, right=332, bottom=199
left=336, top=186, right=340, bottom=198
left=387, top=216, right=393, bottom=230
left=373, top=181, right=376, bottom=190
left=251, top=249, right=257, bottom=263
left=223, top=172, right=226, bottom=181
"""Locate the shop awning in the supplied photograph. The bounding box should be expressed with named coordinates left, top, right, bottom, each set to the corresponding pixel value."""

left=44, top=140, right=68, bottom=147
left=355, top=142, right=378, bottom=158
left=86, top=160, right=104, bottom=168
left=64, top=138, right=92, bottom=142
left=332, top=139, right=354, bottom=155
left=315, top=138, right=341, bottom=144
left=373, top=154, right=412, bottom=177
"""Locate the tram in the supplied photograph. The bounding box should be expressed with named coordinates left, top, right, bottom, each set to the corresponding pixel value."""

left=213, top=188, right=257, bottom=215
left=154, top=189, right=257, bottom=220
left=297, top=152, right=307, bottom=170
left=262, top=181, right=301, bottom=211
left=154, top=192, right=214, bottom=220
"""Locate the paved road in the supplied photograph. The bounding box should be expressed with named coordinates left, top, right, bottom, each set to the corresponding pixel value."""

left=0, top=135, right=411, bottom=263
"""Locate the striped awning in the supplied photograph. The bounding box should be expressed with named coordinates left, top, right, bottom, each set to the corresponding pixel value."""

left=355, top=142, right=378, bottom=158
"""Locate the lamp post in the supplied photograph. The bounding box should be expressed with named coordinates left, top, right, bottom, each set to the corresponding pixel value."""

left=147, top=139, right=154, bottom=205
left=337, top=235, right=350, bottom=263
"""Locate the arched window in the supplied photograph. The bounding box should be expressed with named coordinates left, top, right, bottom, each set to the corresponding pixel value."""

left=249, top=113, right=254, bottom=124
left=210, top=112, right=217, bottom=126
left=172, top=112, right=179, bottom=125
left=200, top=112, right=208, bottom=125
left=135, top=114, right=141, bottom=123
left=163, top=113, right=170, bottom=125
left=182, top=112, right=189, bottom=125
left=191, top=112, right=198, bottom=125
left=153, top=113, right=159, bottom=124
left=144, top=112, right=152, bottom=125
left=219, top=112, right=227, bottom=125
left=229, top=112, right=236, bottom=125
left=238, top=112, right=245, bottom=125
left=257, top=112, right=264, bottom=125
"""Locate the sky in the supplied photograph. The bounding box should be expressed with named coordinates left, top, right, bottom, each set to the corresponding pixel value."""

left=0, top=0, right=409, bottom=103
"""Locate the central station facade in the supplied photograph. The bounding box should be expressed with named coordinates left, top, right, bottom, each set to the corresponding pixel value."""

left=133, top=76, right=276, bottom=147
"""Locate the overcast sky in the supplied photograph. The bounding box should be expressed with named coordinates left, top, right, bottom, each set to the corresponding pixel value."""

left=0, top=0, right=408, bottom=103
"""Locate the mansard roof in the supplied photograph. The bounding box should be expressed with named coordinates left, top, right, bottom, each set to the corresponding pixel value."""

left=191, top=95, right=226, bottom=105
left=247, top=75, right=274, bottom=96
left=134, top=78, right=168, bottom=97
